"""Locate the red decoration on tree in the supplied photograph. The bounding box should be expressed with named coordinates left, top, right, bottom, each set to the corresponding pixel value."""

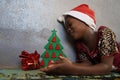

left=40, top=59, right=44, bottom=67
left=56, top=44, right=60, bottom=50
left=52, top=36, right=56, bottom=42
left=45, top=52, right=49, bottom=58
left=49, top=44, right=53, bottom=49
left=59, top=53, right=63, bottom=56
left=48, top=60, right=53, bottom=66
left=19, top=50, right=40, bottom=70
left=52, top=52, right=56, bottom=58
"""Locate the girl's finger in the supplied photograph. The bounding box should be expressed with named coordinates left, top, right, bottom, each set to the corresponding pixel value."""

left=59, top=56, right=72, bottom=64
left=40, top=67, right=48, bottom=71
left=47, top=64, right=55, bottom=69
left=54, top=60, right=64, bottom=64
left=59, top=56, right=66, bottom=60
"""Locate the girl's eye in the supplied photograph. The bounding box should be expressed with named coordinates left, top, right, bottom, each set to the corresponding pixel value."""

left=68, top=24, right=72, bottom=27
left=67, top=23, right=72, bottom=26
left=67, top=23, right=72, bottom=28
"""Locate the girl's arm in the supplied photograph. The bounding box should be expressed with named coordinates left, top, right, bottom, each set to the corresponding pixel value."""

left=71, top=56, right=113, bottom=75
left=40, top=56, right=113, bottom=75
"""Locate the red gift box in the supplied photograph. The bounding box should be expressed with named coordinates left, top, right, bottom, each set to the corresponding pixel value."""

left=19, top=50, right=40, bottom=70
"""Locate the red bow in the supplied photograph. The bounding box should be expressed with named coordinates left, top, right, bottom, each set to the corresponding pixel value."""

left=19, top=50, right=40, bottom=70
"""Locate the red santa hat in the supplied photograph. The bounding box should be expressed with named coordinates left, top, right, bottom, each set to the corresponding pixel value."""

left=58, top=4, right=96, bottom=31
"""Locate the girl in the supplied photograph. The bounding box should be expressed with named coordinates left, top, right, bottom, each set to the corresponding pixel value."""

left=40, top=4, right=120, bottom=75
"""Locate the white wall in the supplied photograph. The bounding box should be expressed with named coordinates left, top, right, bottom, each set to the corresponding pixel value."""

left=0, top=0, right=120, bottom=68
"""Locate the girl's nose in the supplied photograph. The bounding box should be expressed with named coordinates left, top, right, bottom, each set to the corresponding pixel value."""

left=67, top=28, right=72, bottom=33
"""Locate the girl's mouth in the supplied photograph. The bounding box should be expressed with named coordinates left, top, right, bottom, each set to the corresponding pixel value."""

left=69, top=32, right=74, bottom=37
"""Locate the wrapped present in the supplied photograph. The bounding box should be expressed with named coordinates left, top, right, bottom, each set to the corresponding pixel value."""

left=19, top=50, right=40, bottom=70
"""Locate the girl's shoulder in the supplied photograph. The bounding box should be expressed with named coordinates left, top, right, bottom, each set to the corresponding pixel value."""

left=97, top=26, right=116, bottom=39
left=98, top=26, right=114, bottom=33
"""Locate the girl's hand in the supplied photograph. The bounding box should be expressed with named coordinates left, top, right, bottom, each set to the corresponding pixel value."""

left=54, top=56, right=72, bottom=64
left=40, top=56, right=73, bottom=75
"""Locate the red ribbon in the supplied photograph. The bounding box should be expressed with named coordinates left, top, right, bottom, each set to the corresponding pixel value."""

left=19, top=50, right=40, bottom=70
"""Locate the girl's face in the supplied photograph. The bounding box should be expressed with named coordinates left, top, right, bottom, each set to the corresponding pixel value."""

left=64, top=15, right=88, bottom=40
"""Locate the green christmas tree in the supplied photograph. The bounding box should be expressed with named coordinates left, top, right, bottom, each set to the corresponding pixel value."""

left=40, top=29, right=67, bottom=67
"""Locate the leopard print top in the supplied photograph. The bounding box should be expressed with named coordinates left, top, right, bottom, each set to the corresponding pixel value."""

left=75, top=26, right=119, bottom=65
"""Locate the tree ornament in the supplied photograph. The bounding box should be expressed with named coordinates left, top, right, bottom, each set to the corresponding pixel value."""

left=49, top=43, right=53, bottom=50
left=45, top=52, right=49, bottom=58
left=52, top=52, right=56, bottom=58
left=56, top=44, right=60, bottom=50
left=52, top=36, right=56, bottom=42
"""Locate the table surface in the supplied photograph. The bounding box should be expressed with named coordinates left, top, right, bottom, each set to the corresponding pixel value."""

left=0, top=69, right=120, bottom=80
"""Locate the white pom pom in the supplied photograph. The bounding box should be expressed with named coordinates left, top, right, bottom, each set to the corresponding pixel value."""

left=57, top=16, right=65, bottom=23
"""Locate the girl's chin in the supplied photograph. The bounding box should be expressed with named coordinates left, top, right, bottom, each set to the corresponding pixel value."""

left=72, top=36, right=79, bottom=40
left=69, top=34, right=79, bottom=40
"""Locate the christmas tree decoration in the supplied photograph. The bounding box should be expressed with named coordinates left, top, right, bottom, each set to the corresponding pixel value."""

left=49, top=43, right=53, bottom=50
left=59, top=53, right=63, bottom=56
left=56, top=44, right=60, bottom=50
left=52, top=52, right=56, bottom=58
left=48, top=60, right=53, bottom=66
left=40, top=59, right=44, bottom=67
left=41, top=29, right=67, bottom=67
left=45, top=52, right=49, bottom=58
left=19, top=50, right=40, bottom=70
left=52, top=36, right=56, bottom=42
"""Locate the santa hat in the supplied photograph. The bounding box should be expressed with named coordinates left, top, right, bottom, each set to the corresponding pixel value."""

left=57, top=4, right=96, bottom=31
